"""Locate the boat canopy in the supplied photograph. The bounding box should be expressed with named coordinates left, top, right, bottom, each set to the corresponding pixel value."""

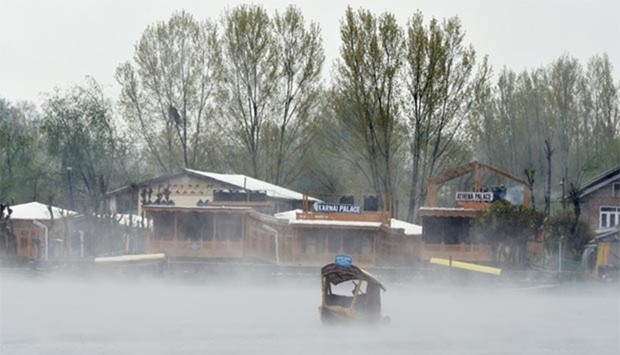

left=321, top=263, right=386, bottom=291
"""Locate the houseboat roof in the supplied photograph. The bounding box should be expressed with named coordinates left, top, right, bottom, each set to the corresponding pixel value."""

left=580, top=165, right=620, bottom=198
left=594, top=227, right=620, bottom=240
left=186, top=169, right=320, bottom=201
left=274, top=209, right=422, bottom=235
left=7, top=202, right=77, bottom=220
left=142, top=205, right=255, bottom=213
left=106, top=168, right=320, bottom=202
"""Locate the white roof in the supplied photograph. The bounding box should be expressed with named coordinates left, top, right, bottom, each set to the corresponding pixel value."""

left=418, top=207, right=477, bottom=211
left=390, top=218, right=423, bottom=235
left=186, top=169, right=319, bottom=201
left=273, top=209, right=302, bottom=221
left=274, top=209, right=422, bottom=234
left=8, top=202, right=77, bottom=220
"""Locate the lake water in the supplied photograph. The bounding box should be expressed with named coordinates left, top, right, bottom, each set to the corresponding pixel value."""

left=1, top=271, right=618, bottom=355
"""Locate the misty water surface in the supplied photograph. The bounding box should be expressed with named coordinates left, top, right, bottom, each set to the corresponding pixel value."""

left=1, top=271, right=618, bottom=355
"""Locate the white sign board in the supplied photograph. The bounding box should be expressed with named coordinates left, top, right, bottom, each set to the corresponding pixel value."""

left=313, top=202, right=362, bottom=214
left=455, top=192, right=493, bottom=202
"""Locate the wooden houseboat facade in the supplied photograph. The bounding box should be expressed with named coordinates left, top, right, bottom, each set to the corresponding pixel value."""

left=2, top=202, right=77, bottom=259
left=143, top=203, right=423, bottom=268
left=419, top=161, right=541, bottom=263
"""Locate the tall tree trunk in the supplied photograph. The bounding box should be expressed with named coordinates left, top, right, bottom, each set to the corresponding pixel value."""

left=544, top=138, right=554, bottom=216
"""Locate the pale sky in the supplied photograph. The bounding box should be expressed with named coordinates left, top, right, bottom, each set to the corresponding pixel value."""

left=1, top=0, right=619, bottom=107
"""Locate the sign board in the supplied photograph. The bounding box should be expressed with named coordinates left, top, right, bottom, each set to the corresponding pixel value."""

left=335, top=254, right=352, bottom=267
left=313, top=202, right=362, bottom=214
left=455, top=192, right=493, bottom=202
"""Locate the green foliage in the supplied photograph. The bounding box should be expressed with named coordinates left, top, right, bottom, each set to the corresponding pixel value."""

left=0, top=101, right=26, bottom=199
left=0, top=99, right=50, bottom=203
left=470, top=53, right=619, bottom=210
left=544, top=209, right=594, bottom=260
left=41, top=78, right=133, bottom=213
left=475, top=200, right=544, bottom=264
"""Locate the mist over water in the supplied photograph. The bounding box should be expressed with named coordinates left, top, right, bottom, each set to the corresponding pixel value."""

left=1, top=271, right=618, bottom=355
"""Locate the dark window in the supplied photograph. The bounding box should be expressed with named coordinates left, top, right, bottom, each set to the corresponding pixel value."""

left=613, top=183, right=620, bottom=198
left=201, top=214, right=214, bottom=241
left=343, top=236, right=361, bottom=254
left=360, top=233, right=374, bottom=254
left=178, top=213, right=202, bottom=241
left=301, top=236, right=316, bottom=254
left=153, top=213, right=174, bottom=240
left=215, top=214, right=243, bottom=241
left=116, top=195, right=135, bottom=214
left=300, top=229, right=326, bottom=254
left=328, top=234, right=341, bottom=253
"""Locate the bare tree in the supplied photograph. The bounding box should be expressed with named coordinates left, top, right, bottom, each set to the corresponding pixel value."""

left=218, top=4, right=277, bottom=179
left=548, top=55, right=581, bottom=185
left=543, top=138, right=554, bottom=216
left=333, top=7, right=405, bottom=211
left=403, top=12, right=488, bottom=221
left=265, top=5, right=324, bottom=185
left=116, top=11, right=220, bottom=172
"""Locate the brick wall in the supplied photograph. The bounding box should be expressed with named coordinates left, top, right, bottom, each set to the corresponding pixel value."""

left=582, top=181, right=620, bottom=230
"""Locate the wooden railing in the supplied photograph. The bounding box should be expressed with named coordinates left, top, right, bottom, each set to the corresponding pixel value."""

left=147, top=239, right=243, bottom=259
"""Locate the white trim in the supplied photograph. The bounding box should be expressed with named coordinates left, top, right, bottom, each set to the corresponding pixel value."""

left=600, top=206, right=620, bottom=229
left=581, top=174, right=620, bottom=197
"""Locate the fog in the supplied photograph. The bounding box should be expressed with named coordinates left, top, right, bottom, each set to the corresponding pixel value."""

left=1, top=271, right=619, bottom=355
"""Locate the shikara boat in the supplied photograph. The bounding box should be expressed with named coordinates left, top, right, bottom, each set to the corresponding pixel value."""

left=319, top=255, right=388, bottom=324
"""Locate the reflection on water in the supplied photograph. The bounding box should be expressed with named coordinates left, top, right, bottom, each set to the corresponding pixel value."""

left=1, top=272, right=619, bottom=355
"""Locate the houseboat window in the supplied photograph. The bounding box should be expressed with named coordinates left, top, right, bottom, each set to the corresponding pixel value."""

left=340, top=230, right=373, bottom=254
left=116, top=196, right=134, bottom=214
left=301, top=236, right=315, bottom=254
left=360, top=233, right=373, bottom=253
left=300, top=229, right=326, bottom=254
left=153, top=213, right=174, bottom=240
left=600, top=206, right=620, bottom=229
left=328, top=235, right=341, bottom=253
left=215, top=214, right=243, bottom=241
left=178, top=213, right=201, bottom=241
left=343, top=235, right=361, bottom=254
left=200, top=214, right=214, bottom=241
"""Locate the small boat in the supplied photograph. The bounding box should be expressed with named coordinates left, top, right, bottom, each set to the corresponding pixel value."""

left=319, top=254, right=388, bottom=324
left=94, top=253, right=168, bottom=276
